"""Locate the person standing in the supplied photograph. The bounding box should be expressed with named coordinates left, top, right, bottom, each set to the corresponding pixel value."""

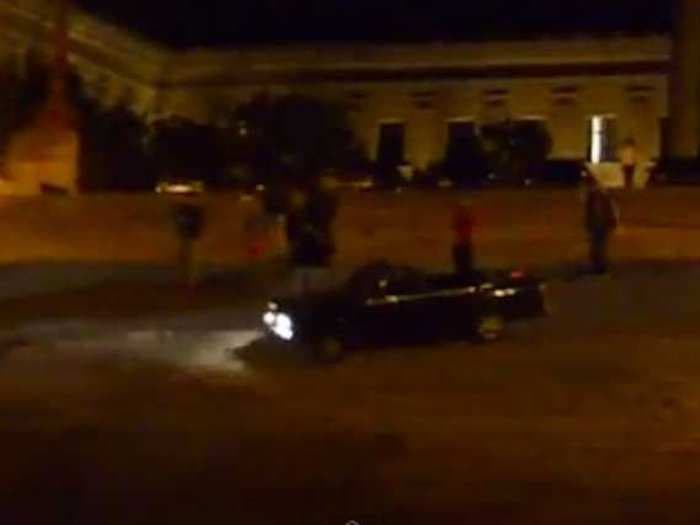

left=451, top=199, right=477, bottom=276
left=302, top=175, right=339, bottom=292
left=584, top=176, right=619, bottom=274
left=620, top=137, right=638, bottom=189
left=285, top=187, right=310, bottom=294
left=286, top=178, right=339, bottom=296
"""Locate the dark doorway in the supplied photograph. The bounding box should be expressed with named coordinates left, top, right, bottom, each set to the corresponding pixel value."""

left=377, top=123, right=405, bottom=167
left=444, top=120, right=487, bottom=186
left=447, top=121, right=477, bottom=149
left=376, top=122, right=405, bottom=188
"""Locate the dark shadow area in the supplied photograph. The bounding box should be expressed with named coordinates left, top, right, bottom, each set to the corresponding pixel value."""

left=0, top=261, right=286, bottom=327
left=235, top=337, right=311, bottom=369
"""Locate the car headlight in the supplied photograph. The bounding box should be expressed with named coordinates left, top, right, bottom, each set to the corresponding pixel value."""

left=262, top=310, right=295, bottom=341
left=263, top=311, right=276, bottom=326
left=275, top=313, right=292, bottom=331
left=273, top=313, right=294, bottom=341
left=493, top=288, right=517, bottom=298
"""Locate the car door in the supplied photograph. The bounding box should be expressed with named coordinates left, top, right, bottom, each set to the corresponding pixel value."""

left=343, top=273, right=401, bottom=347
left=365, top=273, right=436, bottom=346
left=345, top=266, right=434, bottom=348
left=428, top=277, right=484, bottom=340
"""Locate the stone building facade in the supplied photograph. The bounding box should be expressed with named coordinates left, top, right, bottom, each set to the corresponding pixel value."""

left=0, top=0, right=679, bottom=176
left=163, top=38, right=670, bottom=172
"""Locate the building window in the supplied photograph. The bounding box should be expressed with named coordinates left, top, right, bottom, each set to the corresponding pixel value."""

left=587, top=115, right=617, bottom=163
left=512, top=117, right=549, bottom=147
left=444, top=120, right=483, bottom=182
left=376, top=122, right=405, bottom=168
left=446, top=120, right=478, bottom=158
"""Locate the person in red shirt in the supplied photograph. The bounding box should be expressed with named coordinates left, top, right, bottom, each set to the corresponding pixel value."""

left=452, top=199, right=476, bottom=275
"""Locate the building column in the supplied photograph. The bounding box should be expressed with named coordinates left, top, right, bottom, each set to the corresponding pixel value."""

left=669, top=0, right=700, bottom=159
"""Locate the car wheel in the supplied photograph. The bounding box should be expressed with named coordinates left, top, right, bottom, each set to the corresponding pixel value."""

left=474, top=314, right=504, bottom=343
left=314, top=336, right=345, bottom=363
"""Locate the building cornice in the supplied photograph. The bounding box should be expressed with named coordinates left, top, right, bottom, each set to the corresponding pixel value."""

left=0, top=0, right=173, bottom=85
left=164, top=35, right=671, bottom=86
left=0, top=1, right=672, bottom=90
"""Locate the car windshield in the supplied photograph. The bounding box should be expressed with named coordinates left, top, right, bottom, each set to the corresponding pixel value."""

left=345, top=262, right=430, bottom=300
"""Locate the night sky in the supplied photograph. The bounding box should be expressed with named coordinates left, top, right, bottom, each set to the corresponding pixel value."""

left=76, top=0, right=672, bottom=48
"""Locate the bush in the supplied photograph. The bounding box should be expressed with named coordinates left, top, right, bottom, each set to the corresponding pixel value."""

left=480, top=120, right=552, bottom=185
left=230, top=93, right=366, bottom=189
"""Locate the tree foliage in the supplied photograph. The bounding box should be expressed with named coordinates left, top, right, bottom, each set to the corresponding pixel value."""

left=78, top=104, right=154, bottom=192
left=147, top=117, right=231, bottom=188
left=442, top=128, right=489, bottom=187
left=0, top=61, right=366, bottom=193
left=0, top=57, right=154, bottom=191
left=480, top=120, right=552, bottom=183
left=231, top=93, right=366, bottom=187
left=64, top=70, right=153, bottom=191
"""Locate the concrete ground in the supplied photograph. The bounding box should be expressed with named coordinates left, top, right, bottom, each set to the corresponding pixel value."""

left=2, top=262, right=700, bottom=523
left=3, top=188, right=700, bottom=272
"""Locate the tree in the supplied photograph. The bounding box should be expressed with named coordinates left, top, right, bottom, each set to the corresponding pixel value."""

left=63, top=70, right=153, bottom=192
left=480, top=120, right=552, bottom=184
left=77, top=103, right=154, bottom=192
left=442, top=126, right=489, bottom=187
left=509, top=120, right=552, bottom=182
left=230, top=93, right=365, bottom=188
left=147, top=117, right=229, bottom=188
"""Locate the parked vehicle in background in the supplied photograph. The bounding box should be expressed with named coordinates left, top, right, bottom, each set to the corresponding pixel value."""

left=156, top=178, right=205, bottom=196
left=648, top=159, right=700, bottom=186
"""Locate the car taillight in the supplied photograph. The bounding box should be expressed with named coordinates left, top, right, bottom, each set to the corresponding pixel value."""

left=510, top=270, right=526, bottom=279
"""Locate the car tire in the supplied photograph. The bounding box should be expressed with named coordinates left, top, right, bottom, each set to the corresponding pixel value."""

left=474, top=314, right=504, bottom=343
left=314, top=336, right=345, bottom=363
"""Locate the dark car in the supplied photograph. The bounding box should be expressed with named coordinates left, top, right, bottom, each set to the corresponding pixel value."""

left=263, top=262, right=548, bottom=362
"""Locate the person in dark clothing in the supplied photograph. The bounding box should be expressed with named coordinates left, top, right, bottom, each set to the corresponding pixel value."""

left=584, top=176, right=618, bottom=274
left=286, top=178, right=339, bottom=295
left=304, top=177, right=339, bottom=265
left=285, top=188, right=307, bottom=258
left=452, top=199, right=476, bottom=276
left=306, top=184, right=338, bottom=260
